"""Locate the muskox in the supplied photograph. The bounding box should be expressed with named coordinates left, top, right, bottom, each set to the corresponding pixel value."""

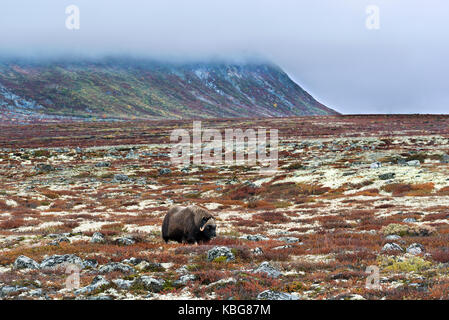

left=162, top=205, right=216, bottom=244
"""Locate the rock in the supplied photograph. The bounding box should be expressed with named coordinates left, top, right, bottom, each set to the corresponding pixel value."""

left=277, top=237, right=300, bottom=243
left=407, top=160, right=421, bottom=167
left=0, top=286, right=29, bottom=297
left=257, top=290, right=299, bottom=300
left=370, top=162, right=382, bottom=169
left=441, top=154, right=449, bottom=164
left=126, top=151, right=139, bottom=159
left=98, top=262, right=135, bottom=274
left=13, top=255, right=40, bottom=270
left=207, top=246, right=235, bottom=262
left=28, top=289, right=43, bottom=297
left=49, top=236, right=70, bottom=246
left=176, top=265, right=189, bottom=274
left=112, top=174, right=130, bottom=183
left=34, top=163, right=55, bottom=173
left=95, top=161, right=110, bottom=168
left=403, top=218, right=417, bottom=223
left=381, top=243, right=404, bottom=253
left=272, top=245, right=294, bottom=250
left=407, top=243, right=425, bottom=255
left=379, top=173, right=396, bottom=180
left=84, top=259, right=98, bottom=269
left=239, top=234, right=269, bottom=241
left=334, top=293, right=366, bottom=300
left=122, top=257, right=146, bottom=265
left=254, top=261, right=282, bottom=278
left=115, top=237, right=135, bottom=246
left=40, top=254, right=85, bottom=270
left=74, top=276, right=110, bottom=295
left=251, top=247, right=264, bottom=256
left=135, top=261, right=165, bottom=272
left=135, top=276, right=165, bottom=293
left=159, top=168, right=171, bottom=175
left=112, top=279, right=134, bottom=290
left=385, top=235, right=402, bottom=241
left=174, top=274, right=196, bottom=286
left=206, top=278, right=236, bottom=289
left=90, top=232, right=106, bottom=244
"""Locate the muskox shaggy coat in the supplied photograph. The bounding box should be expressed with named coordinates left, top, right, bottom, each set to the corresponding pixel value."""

left=162, top=205, right=216, bottom=244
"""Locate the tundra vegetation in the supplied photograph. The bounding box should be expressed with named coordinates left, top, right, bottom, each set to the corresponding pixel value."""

left=0, top=115, right=449, bottom=300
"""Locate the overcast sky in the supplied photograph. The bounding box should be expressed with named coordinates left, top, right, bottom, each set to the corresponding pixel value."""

left=1, top=0, right=448, bottom=114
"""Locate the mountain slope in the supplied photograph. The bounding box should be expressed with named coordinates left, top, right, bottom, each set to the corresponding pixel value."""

left=0, top=59, right=338, bottom=120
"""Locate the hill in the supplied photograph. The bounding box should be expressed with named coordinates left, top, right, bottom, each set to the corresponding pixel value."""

left=0, top=59, right=338, bottom=121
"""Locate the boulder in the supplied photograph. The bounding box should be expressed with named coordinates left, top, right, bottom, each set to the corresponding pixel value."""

left=90, top=232, right=106, bottom=244
left=13, top=255, right=39, bottom=270
left=381, top=243, right=404, bottom=253
left=253, top=261, right=282, bottom=278
left=98, top=262, right=135, bottom=274
left=407, top=243, right=425, bottom=255
left=257, top=290, right=299, bottom=300
left=207, top=246, right=235, bottom=262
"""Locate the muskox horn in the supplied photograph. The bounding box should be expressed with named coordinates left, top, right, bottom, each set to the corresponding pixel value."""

left=200, top=216, right=212, bottom=232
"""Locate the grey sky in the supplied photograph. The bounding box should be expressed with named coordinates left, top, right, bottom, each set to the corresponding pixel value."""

left=1, top=0, right=448, bottom=114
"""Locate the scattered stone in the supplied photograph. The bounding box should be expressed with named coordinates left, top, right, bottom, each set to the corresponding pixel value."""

left=112, top=279, right=134, bottom=290
left=49, top=236, right=70, bottom=246
left=34, top=163, right=55, bottom=173
left=28, top=289, right=43, bottom=297
left=407, top=243, right=425, bottom=255
left=98, top=262, right=135, bottom=274
left=333, top=293, right=366, bottom=300
left=84, top=259, right=98, bottom=269
left=135, top=261, right=164, bottom=272
left=239, top=234, right=269, bottom=242
left=134, top=276, right=165, bottom=293
left=95, top=161, right=110, bottom=168
left=159, top=168, right=171, bottom=175
left=257, top=290, right=299, bottom=300
left=207, top=246, right=235, bottom=262
left=403, top=218, right=417, bottom=223
left=206, top=278, right=236, bottom=289
left=370, top=162, right=382, bottom=169
left=0, top=286, right=29, bottom=297
left=379, top=173, right=396, bottom=180
left=174, top=274, right=196, bottom=286
left=74, top=276, right=110, bottom=295
left=251, top=247, right=264, bottom=256
left=385, top=235, right=402, bottom=241
left=407, top=160, right=421, bottom=167
left=115, top=237, right=135, bottom=246
left=381, top=243, right=404, bottom=253
left=112, top=174, right=130, bottom=183
left=441, top=154, right=449, bottom=164
left=13, top=255, right=39, bottom=270
left=90, top=232, right=106, bottom=244
left=122, top=257, right=146, bottom=265
left=254, top=261, right=282, bottom=278
left=277, top=236, right=300, bottom=243
left=40, top=254, right=85, bottom=270
left=125, top=151, right=139, bottom=159
left=272, top=245, right=294, bottom=250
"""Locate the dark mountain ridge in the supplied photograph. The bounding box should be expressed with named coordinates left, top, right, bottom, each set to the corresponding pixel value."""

left=0, top=58, right=338, bottom=121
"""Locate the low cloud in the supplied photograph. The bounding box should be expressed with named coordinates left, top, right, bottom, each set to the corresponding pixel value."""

left=1, top=0, right=448, bottom=114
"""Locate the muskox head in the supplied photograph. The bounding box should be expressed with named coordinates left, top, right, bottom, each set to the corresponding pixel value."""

left=192, top=206, right=216, bottom=240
